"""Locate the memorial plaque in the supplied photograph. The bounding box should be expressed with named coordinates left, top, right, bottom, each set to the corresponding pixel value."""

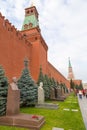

left=6, top=82, right=20, bottom=116
left=0, top=78, right=45, bottom=129
left=50, top=87, right=55, bottom=99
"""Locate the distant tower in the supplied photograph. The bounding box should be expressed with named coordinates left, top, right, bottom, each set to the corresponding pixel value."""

left=67, top=58, right=75, bottom=80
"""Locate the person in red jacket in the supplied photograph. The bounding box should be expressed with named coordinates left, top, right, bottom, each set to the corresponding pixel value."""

left=82, top=89, right=85, bottom=96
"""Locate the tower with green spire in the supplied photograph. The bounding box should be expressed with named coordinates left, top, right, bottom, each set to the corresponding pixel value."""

left=21, top=4, right=48, bottom=82
left=22, top=5, right=39, bottom=31
left=69, top=57, right=72, bottom=68
left=67, top=57, right=75, bottom=80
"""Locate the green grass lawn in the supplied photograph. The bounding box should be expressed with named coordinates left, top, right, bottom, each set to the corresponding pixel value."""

left=0, top=93, right=86, bottom=130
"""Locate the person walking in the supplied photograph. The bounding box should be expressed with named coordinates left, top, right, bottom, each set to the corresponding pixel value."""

left=85, top=89, right=87, bottom=98
left=79, top=90, right=82, bottom=99
left=82, top=89, right=85, bottom=96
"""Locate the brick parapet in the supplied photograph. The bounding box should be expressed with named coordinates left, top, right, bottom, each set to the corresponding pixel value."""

left=47, top=62, right=70, bottom=88
left=0, top=11, right=70, bottom=89
left=0, top=12, right=31, bottom=47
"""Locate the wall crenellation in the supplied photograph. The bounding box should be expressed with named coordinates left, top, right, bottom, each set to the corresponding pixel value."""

left=0, top=8, right=70, bottom=88
left=0, top=12, right=31, bottom=46
left=0, top=12, right=5, bottom=19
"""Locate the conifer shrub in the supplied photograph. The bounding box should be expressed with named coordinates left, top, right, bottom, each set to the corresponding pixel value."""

left=37, top=66, right=44, bottom=85
left=37, top=67, right=51, bottom=100
left=17, top=58, right=37, bottom=107
left=0, top=65, right=8, bottom=116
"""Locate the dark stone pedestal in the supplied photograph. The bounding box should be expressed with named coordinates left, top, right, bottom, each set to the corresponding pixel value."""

left=6, top=82, right=20, bottom=116
left=50, top=87, right=65, bottom=101
left=0, top=113, right=45, bottom=130
left=50, top=87, right=55, bottom=100
left=0, top=79, right=45, bottom=130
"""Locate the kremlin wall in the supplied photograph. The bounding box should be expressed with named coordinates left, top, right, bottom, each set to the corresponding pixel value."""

left=0, top=5, right=70, bottom=88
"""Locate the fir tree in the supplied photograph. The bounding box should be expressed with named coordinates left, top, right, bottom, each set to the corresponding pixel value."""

left=37, top=66, right=44, bottom=85
left=17, top=58, right=37, bottom=107
left=43, top=75, right=50, bottom=100
left=75, top=83, right=83, bottom=90
left=63, top=83, right=68, bottom=93
left=0, top=65, right=8, bottom=116
left=62, top=83, right=66, bottom=93
left=50, top=77, right=57, bottom=88
left=59, top=81, right=63, bottom=93
left=57, top=81, right=59, bottom=86
left=49, top=78, right=53, bottom=87
left=70, top=79, right=75, bottom=90
left=75, top=84, right=79, bottom=90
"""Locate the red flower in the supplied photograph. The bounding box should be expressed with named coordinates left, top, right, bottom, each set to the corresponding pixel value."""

left=32, top=115, right=39, bottom=120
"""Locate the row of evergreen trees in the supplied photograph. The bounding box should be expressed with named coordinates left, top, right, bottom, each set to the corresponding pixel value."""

left=0, top=59, right=68, bottom=116
left=0, top=58, right=38, bottom=116
left=0, top=66, right=8, bottom=116
left=37, top=66, right=68, bottom=100
left=70, top=79, right=83, bottom=90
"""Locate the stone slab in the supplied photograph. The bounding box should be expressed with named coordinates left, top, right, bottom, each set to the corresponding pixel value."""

left=71, top=109, right=78, bottom=112
left=50, top=98, right=64, bottom=101
left=74, top=101, right=77, bottom=103
left=0, top=113, right=45, bottom=130
left=50, top=87, right=55, bottom=99
left=52, top=127, right=64, bottom=130
left=66, top=101, right=77, bottom=104
left=63, top=108, right=70, bottom=111
left=36, top=103, right=58, bottom=109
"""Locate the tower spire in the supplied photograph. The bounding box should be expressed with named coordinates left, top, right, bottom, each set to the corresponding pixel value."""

left=31, top=0, right=35, bottom=7
left=67, top=57, right=75, bottom=80
left=68, top=57, right=71, bottom=68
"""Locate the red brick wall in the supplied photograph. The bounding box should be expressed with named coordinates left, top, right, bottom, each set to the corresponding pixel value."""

left=73, top=80, right=82, bottom=86
left=0, top=13, right=31, bottom=81
left=0, top=12, right=70, bottom=88
left=21, top=28, right=48, bottom=81
left=47, top=62, right=70, bottom=88
left=39, top=37, right=48, bottom=74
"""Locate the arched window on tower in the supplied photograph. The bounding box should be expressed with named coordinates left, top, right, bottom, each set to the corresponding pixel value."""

left=29, top=23, right=33, bottom=28
left=24, top=24, right=28, bottom=30
left=31, top=10, right=33, bottom=13
left=26, top=10, right=30, bottom=14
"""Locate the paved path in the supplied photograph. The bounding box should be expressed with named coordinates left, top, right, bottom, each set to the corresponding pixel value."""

left=78, top=95, right=87, bottom=130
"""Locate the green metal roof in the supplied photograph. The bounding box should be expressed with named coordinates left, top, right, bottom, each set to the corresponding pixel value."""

left=69, top=58, right=72, bottom=68
left=21, top=15, right=39, bottom=30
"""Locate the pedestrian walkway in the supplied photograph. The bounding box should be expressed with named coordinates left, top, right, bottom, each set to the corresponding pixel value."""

left=78, top=95, right=87, bottom=130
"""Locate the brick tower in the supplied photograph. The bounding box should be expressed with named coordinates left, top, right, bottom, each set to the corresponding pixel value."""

left=22, top=4, right=39, bottom=30
left=0, top=3, right=70, bottom=88
left=21, top=4, right=48, bottom=81
left=67, top=58, right=75, bottom=80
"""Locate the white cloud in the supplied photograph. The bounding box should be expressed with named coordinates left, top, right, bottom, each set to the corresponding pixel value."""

left=0, top=0, right=87, bottom=83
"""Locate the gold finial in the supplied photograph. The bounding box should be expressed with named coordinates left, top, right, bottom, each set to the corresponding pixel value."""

left=31, top=0, right=35, bottom=6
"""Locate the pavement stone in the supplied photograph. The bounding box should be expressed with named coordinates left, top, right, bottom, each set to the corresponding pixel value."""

left=78, top=95, right=87, bottom=130
left=71, top=109, right=78, bottom=112
left=63, top=108, right=70, bottom=111
left=52, top=127, right=64, bottom=130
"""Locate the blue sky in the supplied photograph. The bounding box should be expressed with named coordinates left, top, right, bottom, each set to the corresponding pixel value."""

left=0, top=0, right=87, bottom=83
